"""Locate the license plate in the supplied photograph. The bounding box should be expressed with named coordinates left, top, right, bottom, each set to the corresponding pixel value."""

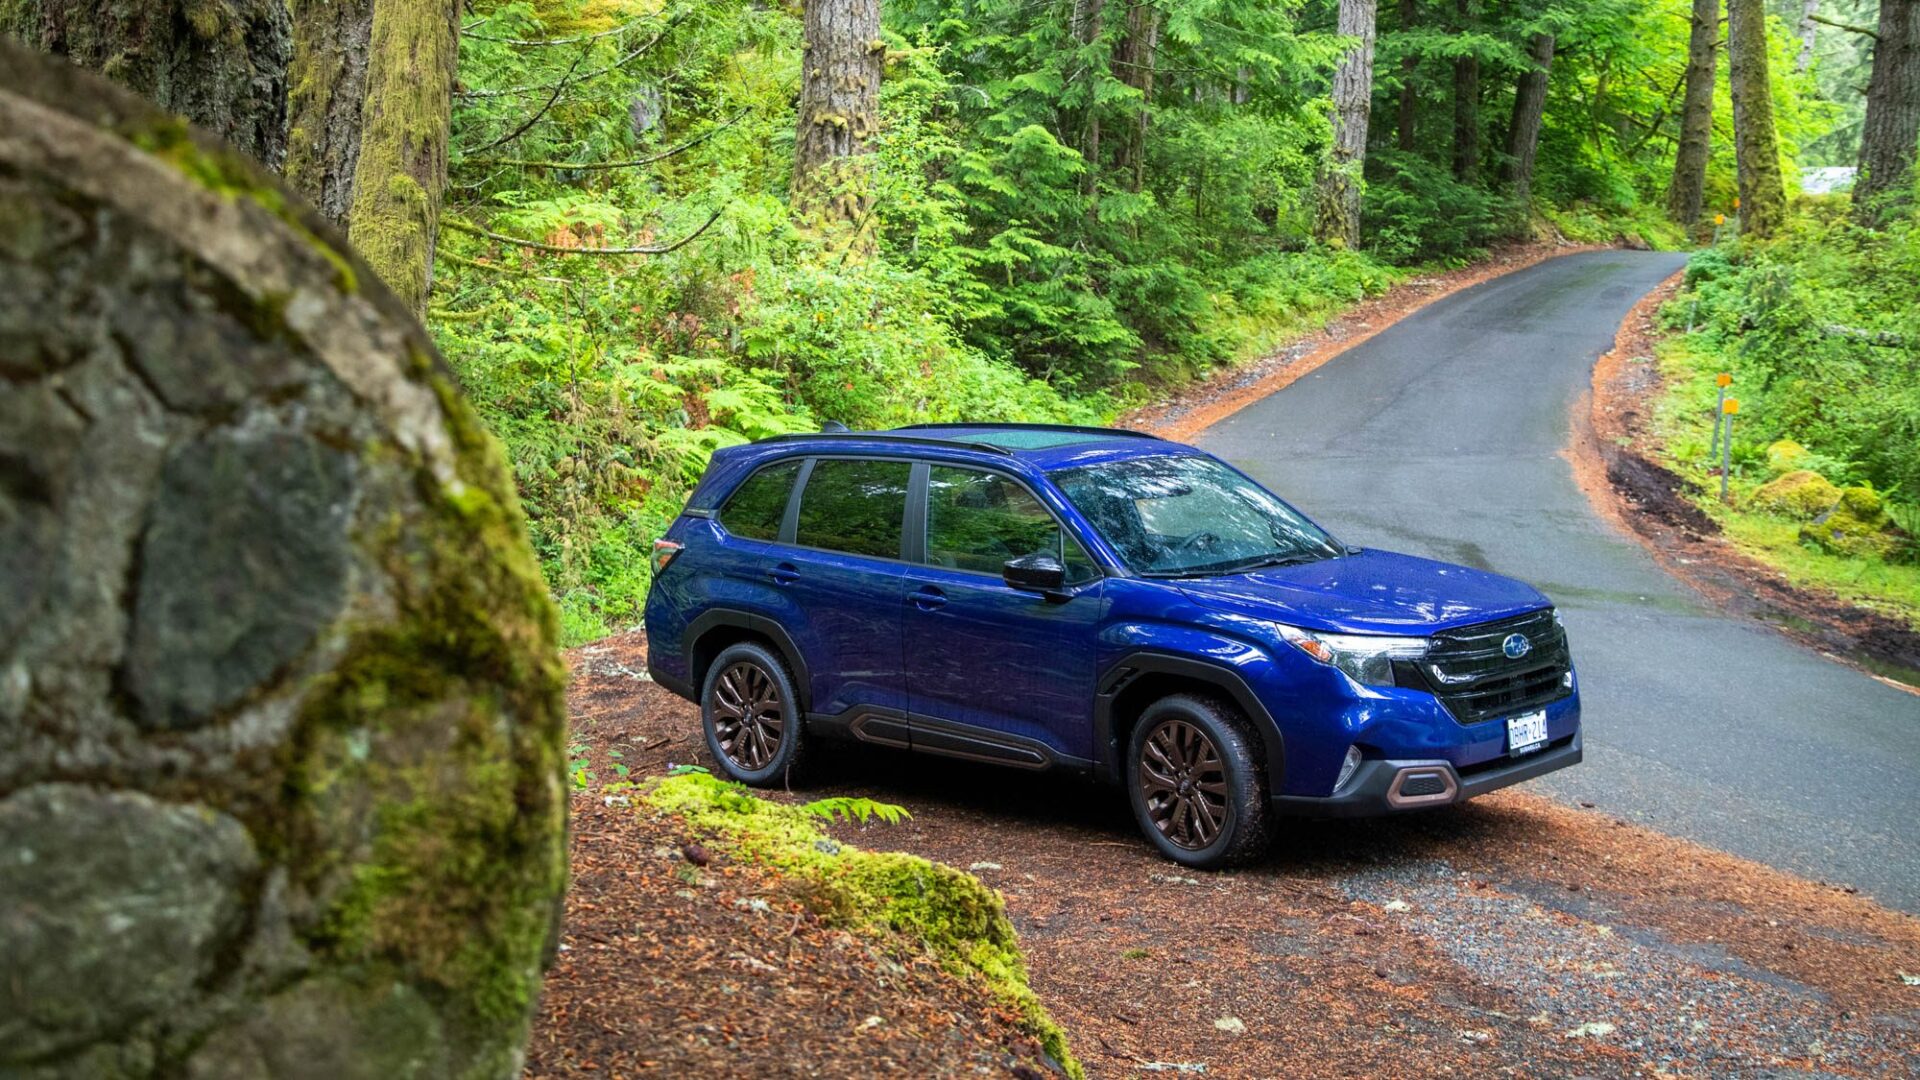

left=1507, top=710, right=1548, bottom=756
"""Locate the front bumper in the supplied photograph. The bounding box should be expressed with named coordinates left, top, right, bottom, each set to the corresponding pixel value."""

left=1270, top=732, right=1582, bottom=818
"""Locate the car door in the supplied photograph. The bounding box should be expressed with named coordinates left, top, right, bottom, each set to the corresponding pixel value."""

left=775, top=457, right=913, bottom=723
left=902, top=462, right=1106, bottom=765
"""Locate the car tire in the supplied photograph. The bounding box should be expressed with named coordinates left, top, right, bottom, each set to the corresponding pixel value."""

left=700, top=641, right=808, bottom=786
left=1126, top=694, right=1272, bottom=869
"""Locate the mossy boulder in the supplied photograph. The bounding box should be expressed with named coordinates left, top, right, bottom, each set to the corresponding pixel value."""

left=1750, top=469, right=1842, bottom=520
left=1800, top=485, right=1900, bottom=558
left=1764, top=439, right=1812, bottom=477
left=0, top=45, right=566, bottom=1079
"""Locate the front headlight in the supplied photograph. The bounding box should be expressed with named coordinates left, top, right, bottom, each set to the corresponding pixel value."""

left=1272, top=624, right=1430, bottom=687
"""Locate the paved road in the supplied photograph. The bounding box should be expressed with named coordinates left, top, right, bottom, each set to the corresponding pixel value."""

left=1198, top=250, right=1920, bottom=913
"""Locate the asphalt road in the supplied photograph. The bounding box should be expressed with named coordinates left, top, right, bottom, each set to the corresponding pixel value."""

left=1198, top=250, right=1920, bottom=914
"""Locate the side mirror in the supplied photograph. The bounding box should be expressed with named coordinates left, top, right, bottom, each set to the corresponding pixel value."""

left=1003, top=552, right=1067, bottom=593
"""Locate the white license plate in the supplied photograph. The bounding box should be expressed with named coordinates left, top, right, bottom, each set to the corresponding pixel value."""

left=1507, top=710, right=1548, bottom=756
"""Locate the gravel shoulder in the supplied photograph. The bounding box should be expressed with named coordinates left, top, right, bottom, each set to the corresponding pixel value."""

left=552, top=634, right=1920, bottom=1078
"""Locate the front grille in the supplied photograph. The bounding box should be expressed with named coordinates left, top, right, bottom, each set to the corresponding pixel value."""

left=1395, top=609, right=1573, bottom=724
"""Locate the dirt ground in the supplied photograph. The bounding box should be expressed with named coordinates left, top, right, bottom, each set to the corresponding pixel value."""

left=1565, top=273, right=1920, bottom=692
left=538, top=635, right=1920, bottom=1078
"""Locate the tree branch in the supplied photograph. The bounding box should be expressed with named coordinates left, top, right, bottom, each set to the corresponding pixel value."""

left=1808, top=12, right=1878, bottom=40
left=440, top=209, right=724, bottom=255
left=461, top=47, right=589, bottom=155
left=457, top=12, right=688, bottom=99
left=460, top=108, right=750, bottom=170
left=462, top=17, right=656, bottom=47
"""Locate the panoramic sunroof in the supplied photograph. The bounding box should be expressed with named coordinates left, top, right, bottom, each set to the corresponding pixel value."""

left=941, top=430, right=1113, bottom=450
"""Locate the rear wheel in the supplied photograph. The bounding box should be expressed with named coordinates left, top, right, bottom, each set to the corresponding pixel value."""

left=701, top=642, right=807, bottom=786
left=1126, top=694, right=1271, bottom=869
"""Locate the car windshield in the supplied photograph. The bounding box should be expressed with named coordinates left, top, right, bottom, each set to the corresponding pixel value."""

left=1051, top=455, right=1343, bottom=577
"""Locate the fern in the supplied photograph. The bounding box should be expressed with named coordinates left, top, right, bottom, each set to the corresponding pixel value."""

left=800, top=796, right=912, bottom=826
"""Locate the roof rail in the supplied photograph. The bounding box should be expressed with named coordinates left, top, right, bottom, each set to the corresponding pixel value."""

left=749, top=431, right=1016, bottom=456
left=893, top=422, right=1163, bottom=441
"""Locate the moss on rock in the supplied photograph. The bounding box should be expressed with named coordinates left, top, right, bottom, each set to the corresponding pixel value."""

left=1764, top=439, right=1811, bottom=477
left=1800, top=484, right=1901, bottom=558
left=644, top=773, right=1083, bottom=1078
left=1751, top=469, right=1842, bottom=520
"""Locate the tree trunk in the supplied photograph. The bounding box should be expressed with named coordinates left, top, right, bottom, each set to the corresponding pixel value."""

left=0, top=0, right=291, bottom=168
left=1396, top=0, right=1418, bottom=152
left=793, top=0, right=883, bottom=235
left=1727, top=0, right=1787, bottom=238
left=1504, top=31, right=1554, bottom=212
left=1313, top=0, right=1377, bottom=248
left=0, top=42, right=566, bottom=1080
left=1116, top=0, right=1161, bottom=193
left=1451, top=0, right=1479, bottom=181
left=1855, top=0, right=1920, bottom=225
left=285, top=0, right=375, bottom=225
left=1796, top=0, right=1819, bottom=71
left=1070, top=0, right=1106, bottom=199
left=342, top=0, right=461, bottom=315
left=1667, top=0, right=1719, bottom=224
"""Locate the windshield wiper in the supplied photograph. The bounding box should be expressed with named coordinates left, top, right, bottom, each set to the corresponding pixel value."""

left=1141, top=552, right=1323, bottom=579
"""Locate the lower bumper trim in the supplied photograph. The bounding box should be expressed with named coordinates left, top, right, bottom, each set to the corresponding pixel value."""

left=1271, top=733, right=1582, bottom=819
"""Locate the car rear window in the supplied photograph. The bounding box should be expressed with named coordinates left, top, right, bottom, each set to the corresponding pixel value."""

left=717, top=460, right=801, bottom=541
left=794, top=458, right=910, bottom=559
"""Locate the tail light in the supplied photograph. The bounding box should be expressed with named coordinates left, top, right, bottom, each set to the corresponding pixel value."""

left=651, top=538, right=684, bottom=576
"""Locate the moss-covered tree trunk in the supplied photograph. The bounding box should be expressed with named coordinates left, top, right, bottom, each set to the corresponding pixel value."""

left=1396, top=0, right=1418, bottom=152
left=0, top=0, right=291, bottom=168
left=793, top=0, right=882, bottom=240
left=1727, top=0, right=1787, bottom=238
left=285, top=0, right=376, bottom=225
left=1069, top=0, right=1107, bottom=199
left=1451, top=0, right=1480, bottom=181
left=1503, top=31, right=1554, bottom=214
left=1854, top=0, right=1920, bottom=226
left=1667, top=0, right=1719, bottom=225
left=1313, top=0, right=1376, bottom=249
left=343, top=0, right=460, bottom=314
left=0, top=42, right=566, bottom=1080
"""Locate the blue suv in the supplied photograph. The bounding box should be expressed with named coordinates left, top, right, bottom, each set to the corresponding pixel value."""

left=645, top=424, right=1581, bottom=867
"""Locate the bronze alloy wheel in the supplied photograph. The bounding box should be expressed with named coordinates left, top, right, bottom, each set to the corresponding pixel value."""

left=711, top=660, right=785, bottom=771
left=1137, top=717, right=1232, bottom=850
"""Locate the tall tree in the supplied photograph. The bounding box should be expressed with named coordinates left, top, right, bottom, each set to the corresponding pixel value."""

left=1667, top=0, right=1719, bottom=224
left=1796, top=0, right=1820, bottom=71
left=1854, top=0, right=1920, bottom=225
left=1115, top=0, right=1162, bottom=191
left=1396, top=0, right=1418, bottom=152
left=0, top=0, right=292, bottom=167
left=1314, top=0, right=1377, bottom=248
left=285, top=0, right=375, bottom=224
left=343, top=0, right=461, bottom=313
left=1070, top=0, right=1108, bottom=197
left=1451, top=0, right=1480, bottom=181
left=794, top=0, right=883, bottom=235
left=1727, top=0, right=1787, bottom=237
left=1504, top=31, right=1555, bottom=212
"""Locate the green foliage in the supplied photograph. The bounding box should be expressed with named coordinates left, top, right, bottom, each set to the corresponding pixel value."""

left=800, top=796, right=913, bottom=826
left=643, top=772, right=1082, bottom=1076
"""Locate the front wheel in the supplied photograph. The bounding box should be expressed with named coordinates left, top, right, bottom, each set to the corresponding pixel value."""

left=1126, top=695, right=1272, bottom=869
left=700, top=642, right=807, bottom=786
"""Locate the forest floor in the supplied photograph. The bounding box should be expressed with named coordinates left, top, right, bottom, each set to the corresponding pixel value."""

left=533, top=634, right=1920, bottom=1078
left=1566, top=273, right=1920, bottom=693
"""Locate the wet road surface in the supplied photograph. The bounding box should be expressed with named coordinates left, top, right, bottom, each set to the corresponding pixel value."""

left=1197, top=250, right=1920, bottom=913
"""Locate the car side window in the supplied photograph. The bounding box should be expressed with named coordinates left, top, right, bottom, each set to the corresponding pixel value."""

left=925, top=466, right=1099, bottom=584
left=717, top=459, right=801, bottom=542
left=794, top=458, right=911, bottom=559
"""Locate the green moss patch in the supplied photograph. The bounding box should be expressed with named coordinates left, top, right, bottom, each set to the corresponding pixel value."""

left=642, top=773, right=1082, bottom=1078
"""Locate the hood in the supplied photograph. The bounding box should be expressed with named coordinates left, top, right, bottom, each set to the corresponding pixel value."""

left=1175, top=548, right=1549, bottom=635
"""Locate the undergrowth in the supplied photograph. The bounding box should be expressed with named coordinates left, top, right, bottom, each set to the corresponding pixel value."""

left=641, top=772, right=1083, bottom=1077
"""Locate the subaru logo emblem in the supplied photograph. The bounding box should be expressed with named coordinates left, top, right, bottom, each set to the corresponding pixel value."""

left=1502, top=633, right=1532, bottom=660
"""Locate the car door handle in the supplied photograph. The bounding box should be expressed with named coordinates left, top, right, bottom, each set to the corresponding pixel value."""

left=909, top=586, right=948, bottom=611
left=768, top=563, right=800, bottom=586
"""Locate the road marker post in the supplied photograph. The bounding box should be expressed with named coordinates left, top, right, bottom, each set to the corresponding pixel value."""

left=1709, top=373, right=1732, bottom=459
left=1720, top=397, right=1739, bottom=503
